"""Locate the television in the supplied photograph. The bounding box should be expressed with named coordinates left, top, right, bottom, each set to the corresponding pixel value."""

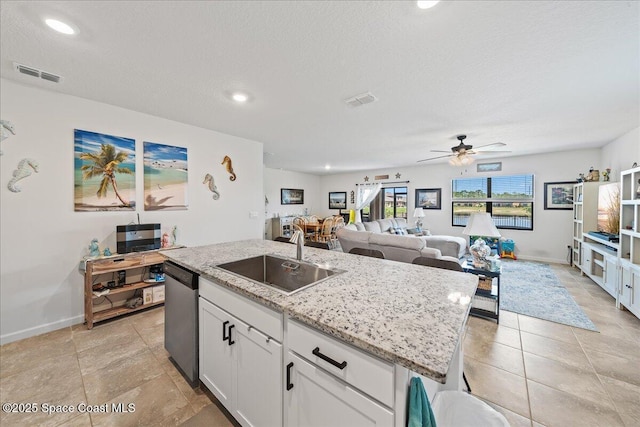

left=597, top=182, right=620, bottom=234
left=116, top=223, right=161, bottom=253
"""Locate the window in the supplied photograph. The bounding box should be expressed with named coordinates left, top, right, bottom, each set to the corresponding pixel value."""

left=452, top=174, right=534, bottom=230
left=384, top=187, right=407, bottom=219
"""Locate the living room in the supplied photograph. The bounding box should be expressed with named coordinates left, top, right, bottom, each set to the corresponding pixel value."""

left=1, top=1, right=639, bottom=427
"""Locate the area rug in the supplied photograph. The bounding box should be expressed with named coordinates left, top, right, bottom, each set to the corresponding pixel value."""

left=500, top=261, right=597, bottom=331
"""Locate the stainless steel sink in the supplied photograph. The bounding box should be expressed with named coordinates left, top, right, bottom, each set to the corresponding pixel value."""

left=216, top=255, right=343, bottom=294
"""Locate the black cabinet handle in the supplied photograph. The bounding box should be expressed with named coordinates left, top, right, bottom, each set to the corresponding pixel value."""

left=222, top=320, right=230, bottom=342
left=286, top=362, right=294, bottom=390
left=228, top=324, right=235, bottom=345
left=312, top=347, right=347, bottom=370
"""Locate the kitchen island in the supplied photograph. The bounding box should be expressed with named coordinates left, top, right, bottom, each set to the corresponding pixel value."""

left=162, top=239, right=477, bottom=427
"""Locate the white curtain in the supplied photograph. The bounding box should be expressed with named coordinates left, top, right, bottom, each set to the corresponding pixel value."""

left=355, top=183, right=382, bottom=222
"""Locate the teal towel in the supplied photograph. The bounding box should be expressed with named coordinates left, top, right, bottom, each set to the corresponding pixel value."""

left=408, top=376, right=437, bottom=427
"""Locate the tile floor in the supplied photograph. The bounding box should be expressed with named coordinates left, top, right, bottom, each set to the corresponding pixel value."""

left=0, top=263, right=638, bottom=426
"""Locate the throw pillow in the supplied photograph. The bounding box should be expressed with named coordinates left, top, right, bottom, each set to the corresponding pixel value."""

left=396, top=227, right=407, bottom=235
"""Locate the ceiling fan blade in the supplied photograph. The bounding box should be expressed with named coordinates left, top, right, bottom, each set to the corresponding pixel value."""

left=417, top=153, right=454, bottom=163
left=470, top=150, right=512, bottom=155
left=473, top=142, right=507, bottom=150
left=430, top=149, right=453, bottom=153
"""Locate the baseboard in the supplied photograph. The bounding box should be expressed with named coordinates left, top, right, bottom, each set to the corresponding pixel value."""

left=0, top=314, right=84, bottom=346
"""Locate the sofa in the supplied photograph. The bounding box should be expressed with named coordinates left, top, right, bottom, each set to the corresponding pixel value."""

left=343, top=218, right=468, bottom=260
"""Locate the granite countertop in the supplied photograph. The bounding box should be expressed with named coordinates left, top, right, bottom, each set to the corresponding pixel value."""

left=161, top=239, right=477, bottom=383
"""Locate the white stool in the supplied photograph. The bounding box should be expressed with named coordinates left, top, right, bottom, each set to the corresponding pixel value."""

left=432, top=391, right=510, bottom=427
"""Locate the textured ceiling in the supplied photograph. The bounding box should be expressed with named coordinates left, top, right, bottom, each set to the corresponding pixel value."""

left=1, top=1, right=638, bottom=174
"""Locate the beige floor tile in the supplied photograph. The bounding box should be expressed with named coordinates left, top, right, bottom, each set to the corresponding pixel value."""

left=0, top=328, right=76, bottom=379
left=464, top=333, right=525, bottom=376
left=518, top=315, right=578, bottom=344
left=130, top=306, right=165, bottom=332
left=137, top=322, right=165, bottom=349
left=528, top=380, right=625, bottom=427
left=56, top=413, right=92, bottom=427
left=599, top=375, right=640, bottom=427
left=520, top=331, right=592, bottom=370
left=165, top=364, right=213, bottom=414
left=483, top=400, right=532, bottom=427
left=464, top=357, right=530, bottom=418
left=0, top=352, right=83, bottom=404
left=467, top=318, right=522, bottom=349
left=77, top=334, right=148, bottom=376
left=585, top=348, right=640, bottom=387
left=91, top=374, right=190, bottom=427
left=523, top=352, right=614, bottom=409
left=72, top=320, right=138, bottom=353
left=574, top=327, right=640, bottom=360
left=498, top=310, right=519, bottom=329
left=178, top=403, right=235, bottom=427
left=0, top=381, right=86, bottom=427
left=153, top=405, right=196, bottom=427
left=532, top=422, right=546, bottom=427
left=82, top=348, right=163, bottom=405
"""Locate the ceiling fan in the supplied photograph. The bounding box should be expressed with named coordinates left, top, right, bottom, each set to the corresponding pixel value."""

left=417, top=135, right=510, bottom=165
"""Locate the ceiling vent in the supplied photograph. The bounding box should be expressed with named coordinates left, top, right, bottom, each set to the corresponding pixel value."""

left=14, top=62, right=62, bottom=83
left=344, top=92, right=376, bottom=107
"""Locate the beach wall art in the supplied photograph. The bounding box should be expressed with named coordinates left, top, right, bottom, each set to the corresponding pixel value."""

left=74, top=129, right=136, bottom=211
left=143, top=141, right=188, bottom=210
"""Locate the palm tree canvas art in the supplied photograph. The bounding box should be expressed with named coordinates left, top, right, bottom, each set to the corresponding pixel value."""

left=143, top=141, right=188, bottom=210
left=74, top=129, right=136, bottom=211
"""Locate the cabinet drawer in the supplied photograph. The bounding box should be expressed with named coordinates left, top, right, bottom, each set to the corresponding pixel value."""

left=200, top=277, right=283, bottom=342
left=288, top=320, right=394, bottom=407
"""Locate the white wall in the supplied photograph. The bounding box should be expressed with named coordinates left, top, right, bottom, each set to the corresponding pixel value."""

left=600, top=127, right=640, bottom=180
left=319, top=149, right=603, bottom=263
left=0, top=79, right=264, bottom=344
left=264, top=168, right=321, bottom=219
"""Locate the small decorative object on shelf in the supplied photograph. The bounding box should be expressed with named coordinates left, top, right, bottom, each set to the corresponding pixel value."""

left=103, top=247, right=111, bottom=256
left=171, top=225, right=178, bottom=246
left=89, top=238, right=100, bottom=257
left=636, top=179, right=640, bottom=198
left=602, top=168, right=611, bottom=182
left=161, top=232, right=170, bottom=248
left=470, top=239, right=492, bottom=269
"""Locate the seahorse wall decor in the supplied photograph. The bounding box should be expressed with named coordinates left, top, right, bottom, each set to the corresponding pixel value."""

left=221, top=155, right=236, bottom=181
left=0, top=119, right=16, bottom=155
left=8, top=158, right=39, bottom=192
left=203, top=173, right=220, bottom=200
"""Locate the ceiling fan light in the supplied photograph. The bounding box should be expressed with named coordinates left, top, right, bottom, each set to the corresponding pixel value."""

left=461, top=155, right=474, bottom=165
left=449, top=156, right=461, bottom=166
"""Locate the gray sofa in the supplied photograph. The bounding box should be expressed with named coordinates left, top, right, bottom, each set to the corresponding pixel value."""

left=343, top=218, right=468, bottom=260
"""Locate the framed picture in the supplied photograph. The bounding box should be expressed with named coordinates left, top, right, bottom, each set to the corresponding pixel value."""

left=143, top=141, right=188, bottom=211
left=415, top=188, right=441, bottom=209
left=544, top=181, right=575, bottom=210
left=74, top=129, right=136, bottom=211
left=281, top=188, right=304, bottom=205
left=477, top=162, right=502, bottom=172
left=329, top=191, right=347, bottom=210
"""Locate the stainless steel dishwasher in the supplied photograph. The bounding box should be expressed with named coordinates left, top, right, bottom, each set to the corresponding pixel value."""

left=164, top=260, right=199, bottom=385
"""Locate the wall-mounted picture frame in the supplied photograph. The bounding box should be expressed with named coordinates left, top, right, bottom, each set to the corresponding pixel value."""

left=477, top=162, right=502, bottom=172
left=74, top=129, right=136, bottom=212
left=544, top=181, right=575, bottom=210
left=415, top=188, right=442, bottom=209
left=143, top=141, right=188, bottom=211
left=281, top=188, right=304, bottom=205
left=329, top=191, right=347, bottom=210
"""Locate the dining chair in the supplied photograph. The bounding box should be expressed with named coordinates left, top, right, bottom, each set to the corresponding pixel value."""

left=348, top=248, right=385, bottom=259
left=412, top=257, right=464, bottom=272
left=318, top=217, right=334, bottom=246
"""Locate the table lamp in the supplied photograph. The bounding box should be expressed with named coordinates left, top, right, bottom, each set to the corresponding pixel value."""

left=413, top=207, right=425, bottom=231
left=463, top=213, right=501, bottom=268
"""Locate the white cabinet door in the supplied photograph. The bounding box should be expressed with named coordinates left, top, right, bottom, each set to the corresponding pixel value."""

left=234, top=324, right=282, bottom=427
left=602, top=255, right=618, bottom=298
left=581, top=245, right=592, bottom=275
left=620, top=264, right=640, bottom=318
left=285, top=352, right=393, bottom=427
left=199, top=297, right=234, bottom=407
left=200, top=297, right=283, bottom=427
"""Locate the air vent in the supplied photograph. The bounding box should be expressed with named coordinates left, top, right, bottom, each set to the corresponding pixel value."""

left=344, top=92, right=377, bottom=107
left=14, top=62, right=62, bottom=83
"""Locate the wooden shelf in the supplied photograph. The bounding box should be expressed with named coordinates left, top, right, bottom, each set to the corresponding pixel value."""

left=90, top=252, right=165, bottom=275
left=92, top=280, right=165, bottom=298
left=93, top=301, right=164, bottom=323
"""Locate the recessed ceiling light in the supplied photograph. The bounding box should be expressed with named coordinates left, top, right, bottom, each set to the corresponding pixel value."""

left=416, top=1, right=440, bottom=9
left=232, top=92, right=249, bottom=103
left=45, top=18, right=75, bottom=35
left=325, top=165, right=331, bottom=170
